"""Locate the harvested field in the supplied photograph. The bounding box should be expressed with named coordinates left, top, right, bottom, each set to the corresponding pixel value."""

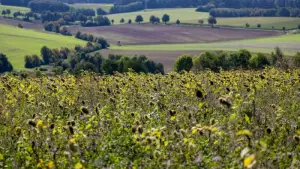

left=100, top=49, right=201, bottom=72
left=0, top=17, right=42, bottom=31
left=69, top=24, right=282, bottom=45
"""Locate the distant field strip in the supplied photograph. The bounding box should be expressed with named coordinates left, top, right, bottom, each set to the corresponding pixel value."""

left=0, top=5, right=30, bottom=17
left=106, top=8, right=209, bottom=24
left=111, top=34, right=300, bottom=55
left=0, top=25, right=85, bottom=70
left=69, top=3, right=113, bottom=13
left=185, top=17, right=300, bottom=30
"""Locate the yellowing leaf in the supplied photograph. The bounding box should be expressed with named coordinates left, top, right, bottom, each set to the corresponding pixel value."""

left=69, top=138, right=76, bottom=143
left=236, top=130, right=252, bottom=136
left=192, top=128, right=197, bottom=134
left=75, top=162, right=83, bottom=169
left=229, top=113, right=236, bottom=121
left=259, top=140, right=268, bottom=150
left=170, top=116, right=176, bottom=121
left=0, top=153, right=3, bottom=160
left=47, top=161, right=54, bottom=169
left=244, top=154, right=256, bottom=168
left=37, top=120, right=43, bottom=127
left=164, top=141, right=169, bottom=146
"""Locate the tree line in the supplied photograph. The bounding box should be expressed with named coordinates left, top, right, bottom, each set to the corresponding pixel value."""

left=24, top=44, right=164, bottom=75
left=28, top=0, right=70, bottom=13
left=208, top=7, right=300, bottom=17
left=173, top=48, right=300, bottom=73
left=109, top=1, right=144, bottom=14
left=24, top=42, right=102, bottom=69
left=75, top=31, right=110, bottom=48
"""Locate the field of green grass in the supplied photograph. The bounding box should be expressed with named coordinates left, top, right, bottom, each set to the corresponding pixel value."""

left=216, top=17, right=300, bottom=30
left=112, top=34, right=300, bottom=55
left=0, top=4, right=30, bottom=17
left=184, top=17, right=300, bottom=30
left=107, top=8, right=209, bottom=24
left=0, top=25, right=86, bottom=70
left=69, top=3, right=113, bottom=13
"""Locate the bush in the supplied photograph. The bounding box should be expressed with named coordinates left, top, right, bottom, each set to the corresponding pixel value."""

left=97, top=8, right=107, bottom=15
left=229, top=49, right=252, bottom=68
left=193, top=52, right=216, bottom=71
left=24, top=54, right=42, bottom=68
left=173, top=55, right=193, bottom=72
left=292, top=52, right=300, bottom=67
left=17, top=23, right=23, bottom=28
left=249, top=53, right=270, bottom=69
left=0, top=53, right=13, bottom=73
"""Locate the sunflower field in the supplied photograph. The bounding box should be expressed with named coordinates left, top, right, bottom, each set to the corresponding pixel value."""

left=0, top=68, right=300, bottom=168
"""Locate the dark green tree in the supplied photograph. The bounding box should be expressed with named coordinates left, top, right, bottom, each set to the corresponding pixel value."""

left=135, top=15, right=143, bottom=23
left=41, top=46, right=52, bottom=64
left=0, top=53, right=13, bottom=73
left=162, top=14, right=170, bottom=24
left=173, top=55, right=193, bottom=72
left=207, top=16, right=217, bottom=27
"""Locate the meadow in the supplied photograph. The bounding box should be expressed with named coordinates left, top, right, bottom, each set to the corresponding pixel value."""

left=0, top=4, right=30, bottom=17
left=69, top=3, right=113, bottom=13
left=185, top=17, right=300, bottom=30
left=0, top=69, right=299, bottom=168
left=216, top=17, right=300, bottom=30
left=112, top=33, right=300, bottom=55
left=106, top=8, right=209, bottom=24
left=0, top=25, right=86, bottom=70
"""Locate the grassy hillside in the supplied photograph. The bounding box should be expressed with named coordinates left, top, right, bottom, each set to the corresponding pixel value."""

left=106, top=8, right=209, bottom=24
left=185, top=17, right=300, bottom=30
left=112, top=34, right=300, bottom=55
left=69, top=3, right=113, bottom=13
left=0, top=25, right=86, bottom=70
left=0, top=5, right=30, bottom=17
left=216, top=17, right=300, bottom=30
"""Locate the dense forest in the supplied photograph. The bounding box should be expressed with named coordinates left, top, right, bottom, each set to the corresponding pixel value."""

left=2, top=0, right=300, bottom=9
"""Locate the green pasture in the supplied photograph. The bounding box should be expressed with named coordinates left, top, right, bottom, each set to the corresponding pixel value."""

left=111, top=34, right=300, bottom=55
left=0, top=4, right=30, bottom=17
left=106, top=8, right=209, bottom=24
left=0, top=24, right=86, bottom=70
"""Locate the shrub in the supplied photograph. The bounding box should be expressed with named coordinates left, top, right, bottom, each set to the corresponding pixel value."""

left=198, top=19, right=204, bottom=25
left=97, top=8, right=107, bottom=15
left=249, top=53, right=270, bottom=69
left=173, top=55, right=193, bottom=72
left=257, top=23, right=261, bottom=28
left=228, top=49, right=252, bottom=68
left=292, top=52, right=300, bottom=67
left=0, top=53, right=13, bottom=73
left=193, top=52, right=220, bottom=72
left=17, top=23, right=23, bottom=28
